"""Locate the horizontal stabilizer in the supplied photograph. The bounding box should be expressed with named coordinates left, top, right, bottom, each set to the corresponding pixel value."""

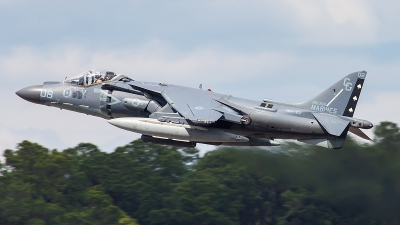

left=313, top=113, right=349, bottom=136
left=298, top=138, right=346, bottom=149
left=349, top=126, right=372, bottom=141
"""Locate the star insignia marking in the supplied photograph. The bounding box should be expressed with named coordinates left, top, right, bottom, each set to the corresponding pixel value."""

left=353, top=96, right=358, bottom=101
left=357, top=84, right=362, bottom=89
left=349, top=108, right=354, bottom=113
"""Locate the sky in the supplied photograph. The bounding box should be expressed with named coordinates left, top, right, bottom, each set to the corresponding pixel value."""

left=1, top=0, right=399, bottom=154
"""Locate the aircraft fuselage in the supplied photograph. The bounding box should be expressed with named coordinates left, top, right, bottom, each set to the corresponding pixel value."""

left=16, top=70, right=373, bottom=149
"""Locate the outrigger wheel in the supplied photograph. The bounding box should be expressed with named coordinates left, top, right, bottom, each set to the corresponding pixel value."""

left=241, top=115, right=252, bottom=126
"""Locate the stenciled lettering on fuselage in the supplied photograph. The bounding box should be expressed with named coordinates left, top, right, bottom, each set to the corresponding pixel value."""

left=311, top=101, right=338, bottom=114
left=63, top=87, right=88, bottom=99
left=285, top=109, right=302, bottom=115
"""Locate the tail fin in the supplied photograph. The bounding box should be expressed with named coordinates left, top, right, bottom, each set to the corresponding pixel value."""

left=296, top=71, right=367, bottom=117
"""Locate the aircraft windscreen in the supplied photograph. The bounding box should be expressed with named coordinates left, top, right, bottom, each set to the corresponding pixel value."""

left=64, top=70, right=117, bottom=86
left=65, top=75, right=85, bottom=85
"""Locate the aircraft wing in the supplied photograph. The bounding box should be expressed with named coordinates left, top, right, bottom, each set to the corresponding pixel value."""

left=159, top=87, right=245, bottom=124
left=160, top=91, right=223, bottom=123
left=128, top=83, right=244, bottom=125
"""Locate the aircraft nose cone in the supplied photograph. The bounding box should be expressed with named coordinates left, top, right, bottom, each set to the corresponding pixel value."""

left=16, top=85, right=43, bottom=104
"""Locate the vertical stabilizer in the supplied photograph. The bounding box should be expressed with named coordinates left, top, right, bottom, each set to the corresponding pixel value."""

left=296, top=71, right=367, bottom=117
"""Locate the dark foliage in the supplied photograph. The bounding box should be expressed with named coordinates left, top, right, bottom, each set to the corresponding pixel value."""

left=1, top=121, right=400, bottom=225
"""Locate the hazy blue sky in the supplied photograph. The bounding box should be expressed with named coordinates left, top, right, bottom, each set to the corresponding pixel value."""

left=1, top=0, right=399, bottom=153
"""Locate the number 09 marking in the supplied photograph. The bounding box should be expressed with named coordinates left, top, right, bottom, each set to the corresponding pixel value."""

left=40, top=89, right=53, bottom=99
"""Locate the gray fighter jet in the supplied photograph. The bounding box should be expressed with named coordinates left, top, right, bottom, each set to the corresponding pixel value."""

left=16, top=70, right=373, bottom=149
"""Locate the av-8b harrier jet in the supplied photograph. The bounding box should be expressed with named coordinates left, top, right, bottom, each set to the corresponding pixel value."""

left=16, top=70, right=373, bottom=149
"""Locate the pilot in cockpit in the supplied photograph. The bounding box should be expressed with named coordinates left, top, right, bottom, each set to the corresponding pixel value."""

left=92, top=71, right=115, bottom=84
left=95, top=75, right=103, bottom=84
left=104, top=71, right=116, bottom=81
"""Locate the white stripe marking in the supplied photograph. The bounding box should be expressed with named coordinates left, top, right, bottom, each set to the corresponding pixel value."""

left=327, top=89, right=343, bottom=107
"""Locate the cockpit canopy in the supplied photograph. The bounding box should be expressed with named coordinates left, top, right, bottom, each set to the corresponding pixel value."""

left=64, top=70, right=119, bottom=86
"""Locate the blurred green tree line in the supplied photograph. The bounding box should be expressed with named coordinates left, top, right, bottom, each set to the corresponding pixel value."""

left=1, top=121, right=399, bottom=225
